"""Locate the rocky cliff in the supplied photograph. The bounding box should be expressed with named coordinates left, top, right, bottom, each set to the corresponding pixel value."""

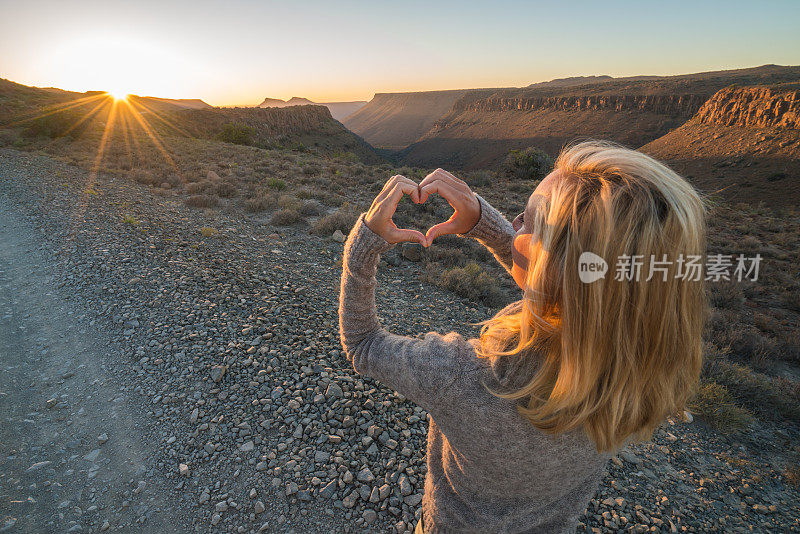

left=174, top=105, right=383, bottom=163
left=641, top=84, right=800, bottom=208
left=695, top=85, right=800, bottom=129
left=454, top=93, right=707, bottom=116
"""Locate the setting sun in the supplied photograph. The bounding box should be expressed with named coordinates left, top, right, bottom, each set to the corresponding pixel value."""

left=107, top=90, right=129, bottom=101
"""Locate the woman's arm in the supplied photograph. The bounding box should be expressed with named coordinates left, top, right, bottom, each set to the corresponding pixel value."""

left=338, top=176, right=477, bottom=412
left=460, top=194, right=516, bottom=276
left=339, top=214, right=477, bottom=411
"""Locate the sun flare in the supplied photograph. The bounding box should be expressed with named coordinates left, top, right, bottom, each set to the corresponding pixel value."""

left=107, top=90, right=129, bottom=101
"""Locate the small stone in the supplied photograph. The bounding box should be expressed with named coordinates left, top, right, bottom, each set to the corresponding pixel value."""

left=210, top=513, right=221, bottom=526
left=320, top=480, right=337, bottom=499
left=357, top=467, right=374, bottom=483
left=325, top=383, right=343, bottom=399
left=210, top=365, right=227, bottom=383
left=239, top=441, right=254, bottom=452
left=401, top=243, right=422, bottom=262
left=331, top=230, right=345, bottom=243
left=362, top=509, right=378, bottom=523
left=254, top=501, right=265, bottom=514
left=399, top=475, right=412, bottom=496
left=84, top=449, right=101, bottom=462
left=342, top=491, right=358, bottom=509
left=199, top=491, right=210, bottom=504
left=179, top=463, right=190, bottom=477
left=404, top=493, right=423, bottom=507
left=97, top=433, right=109, bottom=445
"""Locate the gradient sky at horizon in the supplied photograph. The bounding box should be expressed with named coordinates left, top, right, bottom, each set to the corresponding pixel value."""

left=1, top=0, right=799, bottom=106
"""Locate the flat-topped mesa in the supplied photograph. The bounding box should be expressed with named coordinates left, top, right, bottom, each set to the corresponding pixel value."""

left=695, top=85, right=800, bottom=129
left=456, top=94, right=709, bottom=116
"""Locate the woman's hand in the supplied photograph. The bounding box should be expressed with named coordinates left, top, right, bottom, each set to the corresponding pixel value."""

left=419, top=168, right=480, bottom=247
left=364, top=175, right=426, bottom=245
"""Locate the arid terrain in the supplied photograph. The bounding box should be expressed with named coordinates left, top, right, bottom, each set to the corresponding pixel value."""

left=1, top=69, right=799, bottom=533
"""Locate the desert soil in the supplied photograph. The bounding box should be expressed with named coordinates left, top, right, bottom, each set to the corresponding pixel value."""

left=0, top=148, right=798, bottom=533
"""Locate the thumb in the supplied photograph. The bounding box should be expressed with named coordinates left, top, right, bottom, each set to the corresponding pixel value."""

left=389, top=228, right=426, bottom=246
left=425, top=220, right=458, bottom=247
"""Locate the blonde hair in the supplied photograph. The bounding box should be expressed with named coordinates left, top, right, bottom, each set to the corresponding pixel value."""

left=478, top=140, right=707, bottom=452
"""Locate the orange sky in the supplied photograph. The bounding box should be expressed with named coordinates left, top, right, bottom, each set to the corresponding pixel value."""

left=1, top=0, right=799, bottom=106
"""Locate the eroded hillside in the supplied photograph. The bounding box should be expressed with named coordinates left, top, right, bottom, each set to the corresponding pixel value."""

left=642, top=84, right=800, bottom=207
left=397, top=65, right=800, bottom=170
left=342, top=89, right=471, bottom=150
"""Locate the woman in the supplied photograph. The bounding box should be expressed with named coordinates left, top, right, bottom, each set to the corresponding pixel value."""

left=338, top=141, right=706, bottom=533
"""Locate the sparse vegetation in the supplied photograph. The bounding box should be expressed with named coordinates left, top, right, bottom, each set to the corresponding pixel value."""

left=185, top=194, right=217, bottom=208
left=310, top=204, right=359, bottom=236
left=689, top=381, right=754, bottom=432
left=199, top=226, right=218, bottom=237
left=217, top=122, right=256, bottom=146
left=270, top=208, right=304, bottom=226
left=422, top=262, right=505, bottom=307
left=500, top=146, right=553, bottom=181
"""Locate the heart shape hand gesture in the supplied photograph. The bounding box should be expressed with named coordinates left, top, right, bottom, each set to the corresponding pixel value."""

left=364, top=169, right=481, bottom=247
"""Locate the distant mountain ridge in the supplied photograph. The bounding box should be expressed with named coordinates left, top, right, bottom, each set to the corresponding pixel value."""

left=257, top=96, right=366, bottom=122
left=393, top=65, right=800, bottom=170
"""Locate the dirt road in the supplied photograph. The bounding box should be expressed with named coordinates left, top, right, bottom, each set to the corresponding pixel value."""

left=0, top=198, right=187, bottom=533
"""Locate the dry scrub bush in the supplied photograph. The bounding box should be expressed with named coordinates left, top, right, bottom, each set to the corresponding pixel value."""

left=688, top=382, right=754, bottom=432
left=422, top=262, right=505, bottom=307
left=310, top=205, right=359, bottom=236
left=270, top=209, right=304, bottom=226
left=243, top=193, right=276, bottom=213
left=299, top=200, right=323, bottom=216
left=185, top=194, right=217, bottom=208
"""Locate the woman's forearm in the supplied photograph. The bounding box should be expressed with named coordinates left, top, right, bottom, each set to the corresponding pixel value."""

left=460, top=194, right=516, bottom=275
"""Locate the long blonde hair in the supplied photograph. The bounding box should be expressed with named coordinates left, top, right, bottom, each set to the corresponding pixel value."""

left=478, top=140, right=707, bottom=452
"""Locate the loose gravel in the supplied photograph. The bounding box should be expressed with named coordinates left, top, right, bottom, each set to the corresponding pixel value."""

left=1, top=148, right=798, bottom=533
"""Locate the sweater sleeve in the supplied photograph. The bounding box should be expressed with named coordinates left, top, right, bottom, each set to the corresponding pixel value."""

left=338, top=214, right=478, bottom=413
left=460, top=194, right=516, bottom=276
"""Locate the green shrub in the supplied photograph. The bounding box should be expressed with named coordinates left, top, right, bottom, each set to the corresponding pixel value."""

left=310, top=204, right=359, bottom=235
left=24, top=110, right=89, bottom=139
left=501, top=146, right=553, bottom=181
left=267, top=177, right=286, bottom=190
left=217, top=122, right=255, bottom=146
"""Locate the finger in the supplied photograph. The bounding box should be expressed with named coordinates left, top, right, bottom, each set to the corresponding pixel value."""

left=375, top=175, right=404, bottom=201
left=393, top=175, right=421, bottom=202
left=387, top=227, right=426, bottom=246
left=425, top=219, right=459, bottom=245
left=419, top=180, right=463, bottom=206
left=419, top=168, right=467, bottom=191
left=378, top=182, right=420, bottom=216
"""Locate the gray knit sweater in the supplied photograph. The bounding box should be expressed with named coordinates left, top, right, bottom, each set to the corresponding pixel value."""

left=339, top=195, right=609, bottom=533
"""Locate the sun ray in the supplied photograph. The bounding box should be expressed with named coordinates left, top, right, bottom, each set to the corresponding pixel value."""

left=127, top=96, right=195, bottom=138
left=2, top=93, right=107, bottom=129
left=55, top=97, right=111, bottom=139
left=121, top=99, right=182, bottom=179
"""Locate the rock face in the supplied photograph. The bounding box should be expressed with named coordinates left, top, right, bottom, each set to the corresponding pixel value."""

left=641, top=84, right=800, bottom=208
left=258, top=96, right=367, bottom=122
left=453, top=93, right=707, bottom=117
left=174, top=105, right=383, bottom=164
left=695, top=85, right=800, bottom=129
